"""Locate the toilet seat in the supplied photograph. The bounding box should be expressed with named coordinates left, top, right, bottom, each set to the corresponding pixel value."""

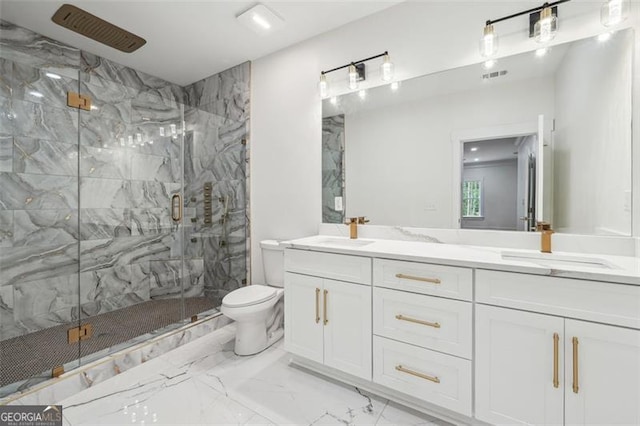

left=222, top=285, right=277, bottom=308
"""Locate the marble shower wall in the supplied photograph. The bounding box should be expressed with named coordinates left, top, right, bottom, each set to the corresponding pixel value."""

left=0, top=19, right=249, bottom=341
left=322, top=115, right=345, bottom=224
left=183, top=63, right=250, bottom=306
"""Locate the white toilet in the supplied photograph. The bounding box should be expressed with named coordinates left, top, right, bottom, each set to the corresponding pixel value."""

left=221, top=240, right=285, bottom=356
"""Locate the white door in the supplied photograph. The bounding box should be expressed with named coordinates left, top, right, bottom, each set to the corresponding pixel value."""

left=284, top=272, right=324, bottom=363
left=476, top=305, right=564, bottom=425
left=323, top=279, right=372, bottom=380
left=565, top=320, right=640, bottom=425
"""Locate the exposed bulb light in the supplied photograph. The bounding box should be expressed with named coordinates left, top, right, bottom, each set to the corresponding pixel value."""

left=252, top=13, right=271, bottom=30
left=319, top=73, right=329, bottom=99
left=479, top=23, right=499, bottom=58
left=390, top=81, right=400, bottom=91
left=597, top=32, right=612, bottom=42
left=348, top=64, right=359, bottom=90
left=380, top=53, right=394, bottom=82
left=534, top=6, right=557, bottom=44
left=45, top=72, right=61, bottom=80
left=483, top=59, right=496, bottom=70
left=535, top=47, right=549, bottom=57
left=601, top=0, right=628, bottom=27
left=358, top=89, right=367, bottom=100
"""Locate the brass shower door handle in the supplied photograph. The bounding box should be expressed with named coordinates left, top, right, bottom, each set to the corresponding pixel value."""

left=171, top=194, right=182, bottom=222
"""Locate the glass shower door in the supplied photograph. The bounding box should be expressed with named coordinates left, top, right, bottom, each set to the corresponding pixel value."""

left=76, top=69, right=185, bottom=364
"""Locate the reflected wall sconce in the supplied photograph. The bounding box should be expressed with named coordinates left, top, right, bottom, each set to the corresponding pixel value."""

left=480, top=0, right=570, bottom=58
left=319, top=51, right=393, bottom=98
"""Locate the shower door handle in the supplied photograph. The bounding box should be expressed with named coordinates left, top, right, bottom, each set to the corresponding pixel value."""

left=171, top=194, right=182, bottom=222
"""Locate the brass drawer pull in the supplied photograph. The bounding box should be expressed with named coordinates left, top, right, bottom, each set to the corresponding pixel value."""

left=572, top=337, right=579, bottom=393
left=323, top=289, right=328, bottom=325
left=395, top=273, right=441, bottom=284
left=553, top=332, right=559, bottom=388
left=395, top=365, right=440, bottom=383
left=315, top=288, right=320, bottom=324
left=395, top=314, right=441, bottom=329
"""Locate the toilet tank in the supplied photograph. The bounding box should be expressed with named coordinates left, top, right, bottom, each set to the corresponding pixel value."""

left=261, top=240, right=285, bottom=287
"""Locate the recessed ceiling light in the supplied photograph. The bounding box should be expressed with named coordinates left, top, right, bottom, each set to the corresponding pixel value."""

left=237, top=4, right=284, bottom=36
left=471, top=147, right=478, bottom=152
left=474, top=158, right=480, bottom=162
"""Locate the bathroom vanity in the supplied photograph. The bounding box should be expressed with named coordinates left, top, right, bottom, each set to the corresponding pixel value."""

left=283, top=235, right=640, bottom=426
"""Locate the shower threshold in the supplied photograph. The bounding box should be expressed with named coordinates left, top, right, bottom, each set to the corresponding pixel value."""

left=0, top=297, right=217, bottom=392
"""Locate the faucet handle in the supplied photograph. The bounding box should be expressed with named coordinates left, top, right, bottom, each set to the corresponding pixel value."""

left=345, top=217, right=358, bottom=225
left=357, top=216, right=369, bottom=225
left=536, top=221, right=553, bottom=232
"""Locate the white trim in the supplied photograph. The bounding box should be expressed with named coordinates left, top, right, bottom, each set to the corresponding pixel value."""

left=451, top=122, right=538, bottom=229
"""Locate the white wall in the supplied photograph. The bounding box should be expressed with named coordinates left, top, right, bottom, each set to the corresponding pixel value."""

left=553, top=30, right=633, bottom=236
left=343, top=76, right=553, bottom=228
left=251, top=2, right=640, bottom=282
left=462, top=160, right=519, bottom=231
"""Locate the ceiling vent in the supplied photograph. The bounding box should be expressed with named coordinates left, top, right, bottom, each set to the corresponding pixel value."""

left=52, top=4, right=146, bottom=53
left=482, top=70, right=508, bottom=80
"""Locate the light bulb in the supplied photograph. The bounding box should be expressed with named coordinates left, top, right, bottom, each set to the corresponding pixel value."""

left=479, top=23, right=498, bottom=58
left=534, top=7, right=557, bottom=44
left=390, top=81, right=400, bottom=91
left=483, top=59, right=496, bottom=70
left=601, top=0, right=628, bottom=27
left=319, top=73, right=328, bottom=99
left=348, top=64, right=359, bottom=90
left=380, top=54, right=394, bottom=82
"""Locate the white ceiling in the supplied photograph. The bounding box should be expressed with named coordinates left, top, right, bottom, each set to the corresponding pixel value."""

left=0, top=1, right=401, bottom=85
left=463, top=137, right=520, bottom=164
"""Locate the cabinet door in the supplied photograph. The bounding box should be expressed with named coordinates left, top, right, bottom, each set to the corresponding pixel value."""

left=323, top=279, right=372, bottom=380
left=565, top=320, right=640, bottom=425
left=284, top=272, right=324, bottom=363
left=476, top=305, right=564, bottom=426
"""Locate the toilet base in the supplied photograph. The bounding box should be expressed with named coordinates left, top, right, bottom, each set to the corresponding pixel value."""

left=234, top=322, right=284, bottom=356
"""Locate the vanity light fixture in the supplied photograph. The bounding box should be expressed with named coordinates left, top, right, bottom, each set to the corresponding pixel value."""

left=319, top=51, right=393, bottom=97
left=601, top=0, right=628, bottom=27
left=481, top=1, right=569, bottom=56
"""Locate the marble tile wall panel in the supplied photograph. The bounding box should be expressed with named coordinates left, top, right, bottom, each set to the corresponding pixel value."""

left=0, top=173, right=78, bottom=210
left=79, top=146, right=130, bottom=179
left=11, top=60, right=79, bottom=110
left=130, top=153, right=180, bottom=183
left=0, top=285, right=15, bottom=338
left=0, top=211, right=13, bottom=248
left=79, top=264, right=150, bottom=315
left=0, top=58, right=12, bottom=98
left=129, top=208, right=173, bottom=236
left=13, top=138, right=78, bottom=176
left=0, top=135, right=13, bottom=172
left=0, top=242, right=79, bottom=287
left=13, top=209, right=78, bottom=247
left=147, top=259, right=204, bottom=299
left=13, top=274, right=78, bottom=323
left=322, top=115, right=345, bottom=224
left=79, top=114, right=129, bottom=150
left=78, top=177, right=129, bottom=209
left=79, top=209, right=131, bottom=240
left=0, top=20, right=80, bottom=78
left=7, top=98, right=79, bottom=142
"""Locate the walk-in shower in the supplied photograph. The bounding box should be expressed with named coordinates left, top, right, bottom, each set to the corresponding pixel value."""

left=0, top=20, right=249, bottom=397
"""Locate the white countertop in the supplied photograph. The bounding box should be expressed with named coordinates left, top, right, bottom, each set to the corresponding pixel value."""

left=284, top=235, right=640, bottom=286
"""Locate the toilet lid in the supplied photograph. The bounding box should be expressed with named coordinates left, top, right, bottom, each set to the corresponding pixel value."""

left=222, top=285, right=277, bottom=308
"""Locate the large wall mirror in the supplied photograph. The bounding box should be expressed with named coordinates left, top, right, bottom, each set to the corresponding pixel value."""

left=322, top=29, right=633, bottom=236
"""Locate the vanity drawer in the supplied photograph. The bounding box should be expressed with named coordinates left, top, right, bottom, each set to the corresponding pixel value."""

left=285, top=249, right=372, bottom=285
left=373, top=287, right=472, bottom=359
left=476, top=270, right=640, bottom=329
left=373, top=259, right=472, bottom=301
left=373, top=336, right=472, bottom=417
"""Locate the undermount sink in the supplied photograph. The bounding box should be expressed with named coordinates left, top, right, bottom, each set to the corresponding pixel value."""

left=314, top=237, right=375, bottom=247
left=501, top=251, right=615, bottom=270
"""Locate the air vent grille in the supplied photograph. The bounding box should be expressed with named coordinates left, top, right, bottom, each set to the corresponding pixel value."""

left=482, top=70, right=508, bottom=80
left=52, top=4, right=146, bottom=53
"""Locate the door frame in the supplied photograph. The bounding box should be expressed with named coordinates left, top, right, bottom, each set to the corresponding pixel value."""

left=451, top=121, right=539, bottom=229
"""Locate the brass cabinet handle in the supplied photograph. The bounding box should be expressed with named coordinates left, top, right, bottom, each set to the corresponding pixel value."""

left=395, top=365, right=440, bottom=384
left=395, top=273, right=441, bottom=284
left=315, top=288, right=320, bottom=324
left=323, top=289, right=328, bottom=325
left=553, top=333, right=560, bottom=388
left=572, top=337, right=579, bottom=393
left=395, top=314, right=441, bottom=329
left=171, top=194, right=182, bottom=222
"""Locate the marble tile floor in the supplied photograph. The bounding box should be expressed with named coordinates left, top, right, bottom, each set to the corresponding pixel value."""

left=44, top=323, right=451, bottom=426
left=1, top=297, right=216, bottom=388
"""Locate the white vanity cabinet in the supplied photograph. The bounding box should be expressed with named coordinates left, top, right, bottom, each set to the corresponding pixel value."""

left=476, top=271, right=640, bottom=426
left=284, top=250, right=372, bottom=380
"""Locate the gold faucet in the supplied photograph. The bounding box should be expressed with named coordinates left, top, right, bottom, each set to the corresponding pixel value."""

left=536, top=221, right=554, bottom=253
left=345, top=216, right=369, bottom=239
